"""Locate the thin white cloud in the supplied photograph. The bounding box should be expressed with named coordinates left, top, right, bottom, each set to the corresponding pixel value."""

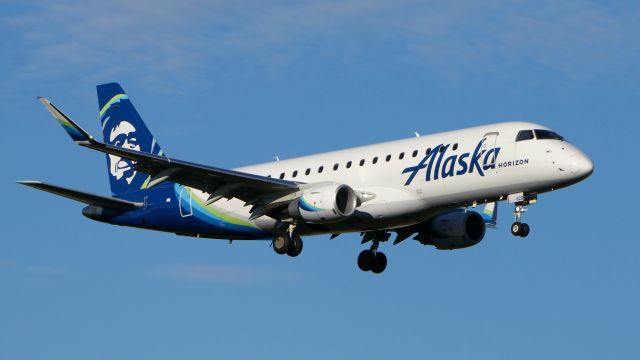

left=3, top=0, right=638, bottom=87
left=398, top=1, right=640, bottom=79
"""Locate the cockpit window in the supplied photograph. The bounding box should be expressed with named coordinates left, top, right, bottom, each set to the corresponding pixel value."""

left=534, top=129, right=565, bottom=141
left=516, top=130, right=534, bottom=142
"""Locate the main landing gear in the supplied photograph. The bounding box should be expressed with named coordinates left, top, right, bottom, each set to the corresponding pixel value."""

left=357, top=249, right=387, bottom=274
left=273, top=225, right=303, bottom=257
left=357, top=232, right=389, bottom=274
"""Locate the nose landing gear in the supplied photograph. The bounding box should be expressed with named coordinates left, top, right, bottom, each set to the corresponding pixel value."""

left=511, top=219, right=530, bottom=237
left=509, top=193, right=537, bottom=238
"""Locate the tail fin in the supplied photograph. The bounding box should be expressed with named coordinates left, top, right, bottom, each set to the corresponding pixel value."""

left=97, top=83, right=165, bottom=197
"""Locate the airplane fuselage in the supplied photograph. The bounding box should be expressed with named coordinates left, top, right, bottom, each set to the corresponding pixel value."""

left=97, top=121, right=591, bottom=240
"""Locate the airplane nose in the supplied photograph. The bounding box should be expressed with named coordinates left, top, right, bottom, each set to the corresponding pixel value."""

left=571, top=150, right=594, bottom=179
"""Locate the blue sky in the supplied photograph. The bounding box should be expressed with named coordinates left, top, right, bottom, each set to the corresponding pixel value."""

left=1, top=1, right=639, bottom=359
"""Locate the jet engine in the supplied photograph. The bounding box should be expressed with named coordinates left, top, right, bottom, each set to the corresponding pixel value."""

left=288, top=183, right=358, bottom=223
left=416, top=210, right=486, bottom=250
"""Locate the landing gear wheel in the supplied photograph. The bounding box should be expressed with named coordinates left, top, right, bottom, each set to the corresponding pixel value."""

left=371, top=252, right=387, bottom=274
left=511, top=222, right=522, bottom=236
left=286, top=234, right=304, bottom=257
left=511, top=222, right=530, bottom=237
left=273, top=233, right=292, bottom=255
left=357, top=250, right=375, bottom=272
left=511, top=200, right=535, bottom=238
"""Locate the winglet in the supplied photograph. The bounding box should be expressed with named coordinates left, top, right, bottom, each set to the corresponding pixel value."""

left=482, top=201, right=498, bottom=228
left=38, top=97, right=94, bottom=143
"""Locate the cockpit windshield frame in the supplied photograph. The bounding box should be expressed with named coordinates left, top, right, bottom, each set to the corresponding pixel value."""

left=534, top=129, right=565, bottom=141
left=516, top=130, right=535, bottom=142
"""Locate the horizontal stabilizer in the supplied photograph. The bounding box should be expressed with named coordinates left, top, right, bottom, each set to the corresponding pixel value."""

left=17, top=180, right=143, bottom=210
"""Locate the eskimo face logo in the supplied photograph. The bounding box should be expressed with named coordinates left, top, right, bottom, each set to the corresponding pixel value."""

left=108, top=120, right=140, bottom=184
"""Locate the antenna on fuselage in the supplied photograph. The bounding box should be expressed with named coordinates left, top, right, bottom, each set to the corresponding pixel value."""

left=414, top=132, right=420, bottom=138
left=275, top=155, right=280, bottom=162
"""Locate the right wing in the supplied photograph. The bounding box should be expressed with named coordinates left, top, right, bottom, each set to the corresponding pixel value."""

left=39, top=97, right=301, bottom=217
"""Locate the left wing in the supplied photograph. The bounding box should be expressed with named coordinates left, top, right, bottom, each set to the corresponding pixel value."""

left=39, top=97, right=302, bottom=216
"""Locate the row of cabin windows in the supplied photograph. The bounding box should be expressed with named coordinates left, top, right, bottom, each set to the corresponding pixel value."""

left=269, top=143, right=459, bottom=179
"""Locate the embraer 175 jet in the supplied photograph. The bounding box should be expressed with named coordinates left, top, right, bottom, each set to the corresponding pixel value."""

left=19, top=83, right=593, bottom=274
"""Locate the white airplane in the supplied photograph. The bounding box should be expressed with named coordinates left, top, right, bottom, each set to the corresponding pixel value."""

left=19, top=83, right=593, bottom=273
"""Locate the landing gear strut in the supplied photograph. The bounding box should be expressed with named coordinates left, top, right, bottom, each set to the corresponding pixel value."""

left=511, top=203, right=530, bottom=237
left=357, top=235, right=388, bottom=274
left=508, top=193, right=537, bottom=238
left=273, top=224, right=303, bottom=257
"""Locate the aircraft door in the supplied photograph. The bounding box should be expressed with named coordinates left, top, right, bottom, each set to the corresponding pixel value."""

left=179, top=186, right=193, bottom=217
left=482, top=132, right=499, bottom=169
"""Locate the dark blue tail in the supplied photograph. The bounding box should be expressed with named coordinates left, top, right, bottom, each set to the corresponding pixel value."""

left=97, top=83, right=165, bottom=197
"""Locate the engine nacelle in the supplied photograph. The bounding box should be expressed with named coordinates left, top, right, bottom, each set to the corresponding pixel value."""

left=288, top=183, right=358, bottom=223
left=418, top=210, right=486, bottom=250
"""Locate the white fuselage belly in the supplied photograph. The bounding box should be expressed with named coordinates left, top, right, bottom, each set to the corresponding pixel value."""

left=194, top=121, right=591, bottom=236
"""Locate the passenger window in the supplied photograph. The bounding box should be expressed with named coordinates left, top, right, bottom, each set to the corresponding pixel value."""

left=305, top=168, right=310, bottom=175
left=412, top=150, right=418, bottom=157
left=439, top=147, right=445, bottom=153
left=346, top=161, right=352, bottom=168
left=359, top=159, right=365, bottom=166
left=333, top=163, right=339, bottom=171
left=292, top=170, right=298, bottom=178
left=399, top=152, right=405, bottom=160
left=279, top=173, right=285, bottom=179
left=318, top=166, right=324, bottom=173
left=426, top=148, right=431, bottom=155
left=372, top=156, right=378, bottom=164
left=386, top=154, right=391, bottom=162
left=453, top=143, right=458, bottom=150
left=516, top=130, right=535, bottom=142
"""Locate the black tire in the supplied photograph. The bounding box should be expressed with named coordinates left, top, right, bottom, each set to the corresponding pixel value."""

left=287, top=234, right=304, bottom=257
left=520, top=223, right=530, bottom=237
left=511, top=222, right=521, bottom=236
left=357, top=250, right=374, bottom=272
left=273, top=233, right=291, bottom=255
left=371, top=252, right=387, bottom=274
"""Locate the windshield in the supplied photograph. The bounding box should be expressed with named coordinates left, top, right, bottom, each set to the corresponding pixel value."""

left=516, top=130, right=534, bottom=142
left=534, top=129, right=565, bottom=141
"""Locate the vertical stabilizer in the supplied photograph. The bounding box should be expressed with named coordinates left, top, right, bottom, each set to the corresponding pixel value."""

left=97, top=83, right=165, bottom=197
